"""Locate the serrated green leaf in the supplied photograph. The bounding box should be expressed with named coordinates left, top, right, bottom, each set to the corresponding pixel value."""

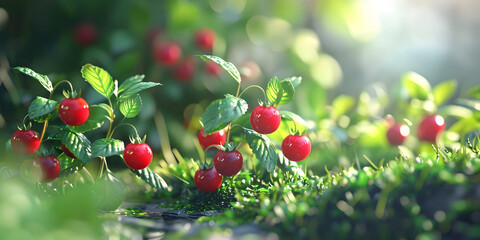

left=332, top=94, right=355, bottom=117
left=28, top=96, right=57, bottom=120
left=266, top=77, right=295, bottom=106
left=279, top=80, right=295, bottom=105
left=13, top=67, right=53, bottom=92
left=244, top=128, right=277, bottom=173
left=81, top=64, right=114, bottom=99
left=119, top=94, right=142, bottom=118
left=433, top=79, right=457, bottom=106
left=58, top=129, right=91, bottom=164
left=91, top=138, right=125, bottom=159
left=132, top=168, right=169, bottom=191
left=68, top=104, right=112, bottom=133
left=118, top=82, right=160, bottom=101
left=93, top=170, right=125, bottom=211
left=402, top=72, right=432, bottom=101
left=200, top=55, right=241, bottom=83
left=57, top=153, right=85, bottom=178
left=118, top=75, right=144, bottom=94
left=201, top=94, right=248, bottom=134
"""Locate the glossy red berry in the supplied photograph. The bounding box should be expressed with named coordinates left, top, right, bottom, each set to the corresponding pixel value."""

left=194, top=167, right=222, bottom=193
left=204, top=61, right=223, bottom=77
left=173, top=57, right=196, bottom=84
left=418, top=115, right=445, bottom=143
left=214, top=150, right=243, bottom=176
left=123, top=143, right=153, bottom=170
left=74, top=23, right=97, bottom=46
left=61, top=143, right=76, bottom=158
left=282, top=135, right=311, bottom=162
left=197, top=128, right=226, bottom=149
left=194, top=28, right=216, bottom=52
left=386, top=123, right=410, bottom=145
left=11, top=130, right=41, bottom=156
left=33, top=155, right=60, bottom=181
left=250, top=106, right=281, bottom=134
left=58, top=97, right=89, bottom=126
left=153, top=41, right=182, bottom=66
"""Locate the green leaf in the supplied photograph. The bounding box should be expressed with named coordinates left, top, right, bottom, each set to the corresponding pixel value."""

left=201, top=94, right=249, bottom=134
left=268, top=111, right=309, bottom=142
left=57, top=153, right=85, bottom=178
left=118, top=75, right=144, bottom=94
left=68, top=104, right=112, bottom=133
left=200, top=55, right=241, bottom=83
left=433, top=80, right=457, bottom=106
left=402, top=72, right=432, bottom=100
left=91, top=138, right=125, bottom=159
left=28, top=96, right=57, bottom=120
left=118, top=82, right=160, bottom=101
left=119, top=94, right=142, bottom=118
left=93, top=170, right=125, bottom=211
left=332, top=95, right=355, bottom=117
left=282, top=76, right=302, bottom=87
left=132, top=168, right=169, bottom=191
left=13, top=67, right=53, bottom=92
left=58, top=129, right=91, bottom=164
left=266, top=77, right=295, bottom=106
left=244, top=128, right=278, bottom=173
left=81, top=64, right=114, bottom=99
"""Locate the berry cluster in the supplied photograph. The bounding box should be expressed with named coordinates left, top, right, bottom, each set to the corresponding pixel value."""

left=386, top=114, right=445, bottom=146
left=10, top=65, right=158, bottom=183
left=192, top=57, right=311, bottom=193
left=150, top=28, right=219, bottom=84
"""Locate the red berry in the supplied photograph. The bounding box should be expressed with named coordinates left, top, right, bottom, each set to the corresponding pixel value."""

left=194, top=167, right=222, bottom=193
left=204, top=61, right=223, bottom=77
left=74, top=23, right=97, bottom=46
left=214, top=150, right=243, bottom=176
left=123, top=143, right=153, bottom=170
left=386, top=123, right=410, bottom=145
left=11, top=130, right=41, bottom=156
left=173, top=57, right=196, bottom=84
left=418, top=115, right=445, bottom=143
left=33, top=155, right=60, bottom=181
left=282, top=135, right=311, bottom=162
left=194, top=28, right=216, bottom=52
left=153, top=41, right=182, bottom=66
left=197, top=128, right=226, bottom=149
left=250, top=106, right=281, bottom=134
left=61, top=143, right=76, bottom=158
left=58, top=97, right=90, bottom=126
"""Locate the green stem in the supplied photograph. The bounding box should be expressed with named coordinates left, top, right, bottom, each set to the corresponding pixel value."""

left=39, top=80, right=74, bottom=143
left=39, top=121, right=48, bottom=143
left=238, top=85, right=267, bottom=104
left=82, top=167, right=95, bottom=184
left=109, top=122, right=139, bottom=139
left=50, top=80, right=74, bottom=98
left=282, top=113, right=298, bottom=135
left=105, top=99, right=115, bottom=138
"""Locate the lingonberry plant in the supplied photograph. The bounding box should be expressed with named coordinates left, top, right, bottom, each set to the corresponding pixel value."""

left=194, top=55, right=310, bottom=192
left=7, top=65, right=167, bottom=209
